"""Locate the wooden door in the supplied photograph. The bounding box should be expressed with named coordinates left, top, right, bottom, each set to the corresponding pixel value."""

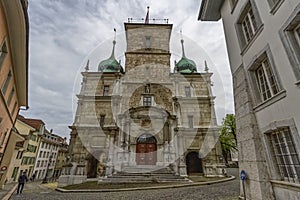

left=186, top=152, right=203, bottom=174
left=136, top=143, right=157, bottom=165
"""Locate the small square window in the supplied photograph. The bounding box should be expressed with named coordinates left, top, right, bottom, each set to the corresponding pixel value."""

left=143, top=96, right=152, bottom=106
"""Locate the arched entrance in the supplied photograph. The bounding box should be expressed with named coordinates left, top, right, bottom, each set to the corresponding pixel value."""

left=136, top=134, right=157, bottom=165
left=186, top=152, right=203, bottom=175
left=87, top=151, right=102, bottom=178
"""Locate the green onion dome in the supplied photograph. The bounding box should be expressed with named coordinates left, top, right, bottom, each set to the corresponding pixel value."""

left=98, top=40, right=123, bottom=73
left=175, top=39, right=197, bottom=73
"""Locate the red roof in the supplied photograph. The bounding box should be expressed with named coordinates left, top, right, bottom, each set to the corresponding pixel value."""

left=17, top=115, right=45, bottom=130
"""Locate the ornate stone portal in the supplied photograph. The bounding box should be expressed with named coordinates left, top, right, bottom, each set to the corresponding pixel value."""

left=59, top=19, right=225, bottom=186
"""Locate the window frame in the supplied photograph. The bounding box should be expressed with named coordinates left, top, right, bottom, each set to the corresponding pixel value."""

left=2, top=70, right=12, bottom=95
left=230, top=0, right=239, bottom=13
left=0, top=39, right=8, bottom=72
left=279, top=4, right=300, bottom=83
left=100, top=114, right=105, bottom=128
left=247, top=46, right=284, bottom=108
left=0, top=131, right=7, bottom=147
left=103, top=85, right=109, bottom=96
left=235, top=0, right=263, bottom=54
left=262, top=119, right=300, bottom=184
left=267, top=0, right=285, bottom=14
left=143, top=96, right=152, bottom=106
left=185, top=86, right=191, bottom=97
left=145, top=36, right=151, bottom=50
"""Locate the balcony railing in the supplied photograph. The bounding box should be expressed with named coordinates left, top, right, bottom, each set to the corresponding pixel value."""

left=127, top=18, right=169, bottom=24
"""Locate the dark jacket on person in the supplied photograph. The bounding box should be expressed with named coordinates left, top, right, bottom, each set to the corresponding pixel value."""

left=18, top=174, right=28, bottom=184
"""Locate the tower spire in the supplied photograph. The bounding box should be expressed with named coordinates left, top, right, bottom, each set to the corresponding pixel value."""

left=204, top=60, right=209, bottom=73
left=85, top=60, right=89, bottom=71
left=180, top=29, right=186, bottom=58
left=110, top=29, right=117, bottom=59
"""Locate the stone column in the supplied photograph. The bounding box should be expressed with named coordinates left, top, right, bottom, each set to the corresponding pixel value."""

left=169, top=120, right=176, bottom=164
left=105, top=134, right=114, bottom=176
left=177, top=131, right=187, bottom=176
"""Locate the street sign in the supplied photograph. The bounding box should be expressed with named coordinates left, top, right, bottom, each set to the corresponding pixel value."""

left=240, top=170, right=246, bottom=180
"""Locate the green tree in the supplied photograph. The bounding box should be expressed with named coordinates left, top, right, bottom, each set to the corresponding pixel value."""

left=219, top=114, right=237, bottom=165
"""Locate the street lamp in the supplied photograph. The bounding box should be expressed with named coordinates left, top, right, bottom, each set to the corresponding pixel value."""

left=42, top=154, right=53, bottom=183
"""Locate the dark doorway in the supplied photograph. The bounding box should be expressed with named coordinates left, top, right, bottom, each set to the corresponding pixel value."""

left=87, top=151, right=101, bottom=178
left=136, top=134, right=157, bottom=165
left=186, top=152, right=203, bottom=175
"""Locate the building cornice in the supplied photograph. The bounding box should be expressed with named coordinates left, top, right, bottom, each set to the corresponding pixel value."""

left=198, top=0, right=224, bottom=21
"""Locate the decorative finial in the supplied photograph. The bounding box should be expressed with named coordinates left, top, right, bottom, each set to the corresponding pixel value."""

left=180, top=30, right=186, bottom=58
left=110, top=29, right=117, bottom=59
left=113, top=28, right=116, bottom=42
left=145, top=6, right=150, bottom=24
left=204, top=60, right=209, bottom=73
left=85, top=60, right=89, bottom=71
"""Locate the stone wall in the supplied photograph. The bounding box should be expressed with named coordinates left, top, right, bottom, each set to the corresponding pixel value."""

left=233, top=66, right=274, bottom=200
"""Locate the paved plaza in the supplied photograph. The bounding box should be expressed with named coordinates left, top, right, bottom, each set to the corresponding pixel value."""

left=9, top=168, right=239, bottom=200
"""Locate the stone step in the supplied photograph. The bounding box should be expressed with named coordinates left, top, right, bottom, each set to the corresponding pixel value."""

left=98, top=166, right=190, bottom=184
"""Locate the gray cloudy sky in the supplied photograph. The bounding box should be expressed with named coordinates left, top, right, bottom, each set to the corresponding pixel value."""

left=20, top=0, right=234, bottom=140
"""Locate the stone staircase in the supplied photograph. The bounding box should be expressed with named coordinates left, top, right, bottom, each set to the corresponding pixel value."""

left=98, top=166, right=191, bottom=183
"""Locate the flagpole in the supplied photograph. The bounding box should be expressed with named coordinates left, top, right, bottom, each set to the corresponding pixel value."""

left=145, top=6, right=149, bottom=24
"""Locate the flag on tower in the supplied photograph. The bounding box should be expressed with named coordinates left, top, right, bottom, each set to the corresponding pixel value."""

left=145, top=6, right=149, bottom=24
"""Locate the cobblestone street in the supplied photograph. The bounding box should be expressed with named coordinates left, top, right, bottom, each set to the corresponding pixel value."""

left=10, top=168, right=239, bottom=200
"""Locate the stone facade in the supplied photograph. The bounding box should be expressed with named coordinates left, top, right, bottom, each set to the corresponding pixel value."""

left=60, top=21, right=224, bottom=186
left=200, top=0, right=300, bottom=199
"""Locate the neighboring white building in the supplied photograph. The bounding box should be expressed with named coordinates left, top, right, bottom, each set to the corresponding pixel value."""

left=199, top=0, right=300, bottom=199
left=33, top=130, right=60, bottom=180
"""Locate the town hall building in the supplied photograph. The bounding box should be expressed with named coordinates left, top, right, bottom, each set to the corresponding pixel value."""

left=59, top=16, right=225, bottom=185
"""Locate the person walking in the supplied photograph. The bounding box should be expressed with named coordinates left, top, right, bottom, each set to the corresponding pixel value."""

left=31, top=172, right=36, bottom=181
left=17, top=171, right=28, bottom=194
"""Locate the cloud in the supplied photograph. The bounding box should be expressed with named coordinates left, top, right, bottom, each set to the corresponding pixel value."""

left=21, top=0, right=234, bottom=140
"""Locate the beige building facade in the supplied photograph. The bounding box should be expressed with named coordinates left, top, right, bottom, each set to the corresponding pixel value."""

left=60, top=20, right=225, bottom=186
left=0, top=0, right=29, bottom=188
left=15, top=116, right=44, bottom=180
left=0, top=129, right=24, bottom=186
left=33, top=130, right=60, bottom=181
left=200, top=0, right=300, bottom=199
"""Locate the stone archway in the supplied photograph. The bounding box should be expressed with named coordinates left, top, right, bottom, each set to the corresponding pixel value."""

left=186, top=152, right=203, bottom=175
left=136, top=134, right=157, bottom=165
